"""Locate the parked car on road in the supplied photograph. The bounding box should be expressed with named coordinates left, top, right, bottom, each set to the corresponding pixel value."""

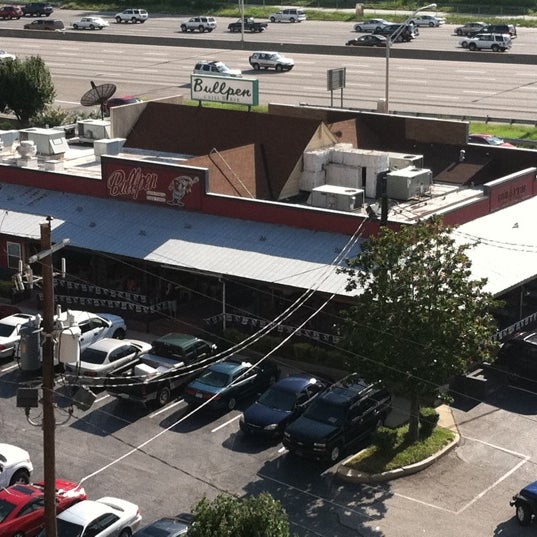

left=240, top=374, right=328, bottom=438
left=39, top=497, right=142, bottom=537
left=72, top=16, right=109, bottom=30
left=0, top=313, right=35, bottom=359
left=353, top=18, right=390, bottom=32
left=408, top=14, right=445, bottom=27
left=0, top=480, right=87, bottom=537
left=132, top=516, right=193, bottom=537
left=0, top=443, right=33, bottom=487
left=454, top=21, right=486, bottom=36
left=248, top=51, right=294, bottom=71
left=114, top=8, right=148, bottom=23
left=21, top=2, right=52, bottom=16
left=459, top=33, right=511, bottom=51
left=269, top=8, right=306, bottom=23
left=346, top=34, right=387, bottom=47
left=510, top=480, right=537, bottom=525
left=184, top=358, right=280, bottom=411
left=193, top=60, right=242, bottom=77
left=0, top=5, right=23, bottom=19
left=23, top=18, right=64, bottom=30
left=468, top=134, right=514, bottom=147
left=283, top=374, right=391, bottom=462
left=180, top=16, right=216, bottom=32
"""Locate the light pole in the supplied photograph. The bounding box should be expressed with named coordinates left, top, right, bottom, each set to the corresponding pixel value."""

left=383, top=3, right=437, bottom=114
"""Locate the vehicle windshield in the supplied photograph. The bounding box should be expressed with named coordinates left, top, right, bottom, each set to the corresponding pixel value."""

left=80, top=349, right=107, bottom=365
left=0, top=499, right=17, bottom=523
left=0, top=323, right=15, bottom=337
left=197, top=370, right=229, bottom=388
left=57, top=519, right=84, bottom=537
left=303, top=400, right=346, bottom=427
left=258, top=386, right=296, bottom=411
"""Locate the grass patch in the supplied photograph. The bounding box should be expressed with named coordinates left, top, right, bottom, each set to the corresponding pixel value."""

left=344, top=425, right=456, bottom=474
left=183, top=100, right=269, bottom=113
left=470, top=122, right=537, bottom=142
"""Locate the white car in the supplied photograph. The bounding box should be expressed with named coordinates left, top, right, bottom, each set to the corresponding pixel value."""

left=193, top=60, right=242, bottom=77
left=0, top=313, right=35, bottom=358
left=353, top=18, right=390, bottom=32
left=459, top=33, right=512, bottom=51
left=114, top=8, right=148, bottom=23
left=72, top=17, right=109, bottom=30
left=65, top=338, right=152, bottom=385
left=408, top=14, right=445, bottom=27
left=47, top=497, right=142, bottom=537
left=0, top=49, right=16, bottom=61
left=0, top=443, right=33, bottom=487
left=248, top=51, right=294, bottom=71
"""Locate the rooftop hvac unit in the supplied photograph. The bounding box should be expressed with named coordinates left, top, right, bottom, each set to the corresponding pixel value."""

left=308, top=185, right=364, bottom=212
left=385, top=166, right=432, bottom=201
left=77, top=119, right=111, bottom=144
left=388, top=152, right=424, bottom=171
left=19, top=127, right=68, bottom=156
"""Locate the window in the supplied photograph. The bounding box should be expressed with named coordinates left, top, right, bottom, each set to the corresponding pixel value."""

left=7, top=242, right=21, bottom=270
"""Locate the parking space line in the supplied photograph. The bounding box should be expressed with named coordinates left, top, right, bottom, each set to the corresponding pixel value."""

left=149, top=399, right=184, bottom=418
left=211, top=414, right=240, bottom=433
left=1, top=363, right=18, bottom=372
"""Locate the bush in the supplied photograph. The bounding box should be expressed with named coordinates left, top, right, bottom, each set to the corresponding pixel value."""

left=371, top=426, right=399, bottom=453
left=419, top=407, right=440, bottom=438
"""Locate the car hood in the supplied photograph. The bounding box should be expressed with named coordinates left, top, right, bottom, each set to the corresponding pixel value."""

left=285, top=416, right=338, bottom=441
left=97, top=313, right=125, bottom=327
left=243, top=402, right=291, bottom=427
left=0, top=443, right=31, bottom=465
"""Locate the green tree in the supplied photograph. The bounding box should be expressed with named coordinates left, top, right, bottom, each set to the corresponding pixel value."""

left=340, top=217, right=500, bottom=441
left=188, top=492, right=295, bottom=537
left=0, top=56, right=55, bottom=126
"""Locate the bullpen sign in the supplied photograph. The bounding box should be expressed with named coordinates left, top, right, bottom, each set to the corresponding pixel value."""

left=190, top=74, right=259, bottom=106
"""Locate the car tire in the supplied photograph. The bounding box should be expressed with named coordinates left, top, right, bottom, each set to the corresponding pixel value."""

left=355, top=25, right=362, bottom=31
left=112, top=328, right=126, bottom=340
left=89, top=24, right=95, bottom=30
left=180, top=24, right=187, bottom=32
left=469, top=43, right=477, bottom=51
left=130, top=17, right=137, bottom=23
left=461, top=41, right=468, bottom=48
left=456, top=29, right=463, bottom=35
left=516, top=503, right=532, bottom=526
left=208, top=28, right=213, bottom=32
left=491, top=44, right=499, bottom=52
left=270, top=16, right=276, bottom=22
left=14, top=532, right=24, bottom=537
left=115, top=16, right=122, bottom=23
left=9, top=469, right=30, bottom=486
left=73, top=23, right=78, bottom=29
left=275, top=64, right=283, bottom=72
left=329, top=444, right=342, bottom=463
left=198, top=25, right=205, bottom=32
left=290, top=17, right=296, bottom=22
left=227, top=397, right=237, bottom=410
left=429, top=22, right=435, bottom=27
left=252, top=63, right=260, bottom=70
left=119, top=529, right=132, bottom=537
left=156, top=386, right=171, bottom=407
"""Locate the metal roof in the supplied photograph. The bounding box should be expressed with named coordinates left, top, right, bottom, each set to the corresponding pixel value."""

left=0, top=184, right=359, bottom=296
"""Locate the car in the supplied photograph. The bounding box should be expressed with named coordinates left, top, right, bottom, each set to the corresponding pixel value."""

left=459, top=33, right=511, bottom=51
left=454, top=21, right=486, bottom=36
left=64, top=338, right=152, bottom=386
left=114, top=9, right=148, bottom=24
left=0, top=443, right=33, bottom=487
left=38, top=497, right=142, bottom=537
left=283, top=374, right=391, bottom=462
left=346, top=34, right=387, bottom=47
left=374, top=23, right=418, bottom=41
left=0, top=313, right=35, bottom=359
left=468, top=134, right=515, bottom=147
left=193, top=60, right=242, bottom=77
left=353, top=18, right=390, bottom=33
left=132, top=516, right=193, bottom=537
left=183, top=358, right=280, bottom=411
left=180, top=16, right=216, bottom=33
left=248, top=51, right=294, bottom=71
left=408, top=14, right=445, bottom=27
left=228, top=17, right=267, bottom=33
left=21, top=2, right=52, bottom=16
left=0, top=5, right=23, bottom=19
left=0, top=49, right=15, bottom=61
left=269, top=8, right=306, bottom=23
left=480, top=23, right=517, bottom=37
left=102, top=96, right=142, bottom=115
left=0, top=480, right=87, bottom=537
left=511, top=481, right=537, bottom=525
left=72, top=17, right=109, bottom=30
left=240, top=374, right=328, bottom=438
left=23, top=18, right=64, bottom=30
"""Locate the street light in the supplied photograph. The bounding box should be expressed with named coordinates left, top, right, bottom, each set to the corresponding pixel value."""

left=383, top=3, right=437, bottom=114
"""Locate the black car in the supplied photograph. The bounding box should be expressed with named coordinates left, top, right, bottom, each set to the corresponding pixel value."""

left=346, top=34, right=387, bottom=47
left=240, top=374, right=328, bottom=438
left=283, top=374, right=391, bottom=462
left=510, top=481, right=537, bottom=525
left=374, top=23, right=418, bottom=42
left=494, top=331, right=537, bottom=385
left=22, top=2, right=53, bottom=16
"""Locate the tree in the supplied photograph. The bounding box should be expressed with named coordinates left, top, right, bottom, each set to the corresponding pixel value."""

left=340, top=217, right=500, bottom=441
left=188, top=492, right=295, bottom=537
left=0, top=56, right=55, bottom=125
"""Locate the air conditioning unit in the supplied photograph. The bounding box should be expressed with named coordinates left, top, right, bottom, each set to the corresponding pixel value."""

left=388, top=152, right=424, bottom=171
left=308, top=185, right=364, bottom=212
left=385, top=166, right=432, bottom=201
left=77, top=119, right=111, bottom=144
left=19, top=128, right=68, bottom=156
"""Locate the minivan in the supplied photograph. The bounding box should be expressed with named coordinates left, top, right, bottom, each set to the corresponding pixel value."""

left=269, top=8, right=306, bottom=23
left=479, top=23, right=516, bottom=37
left=23, top=18, right=64, bottom=30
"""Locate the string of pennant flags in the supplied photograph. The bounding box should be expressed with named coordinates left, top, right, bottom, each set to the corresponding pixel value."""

left=55, top=279, right=148, bottom=304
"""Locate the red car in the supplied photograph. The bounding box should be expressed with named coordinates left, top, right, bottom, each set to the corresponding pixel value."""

left=0, top=6, right=23, bottom=19
left=0, top=480, right=86, bottom=537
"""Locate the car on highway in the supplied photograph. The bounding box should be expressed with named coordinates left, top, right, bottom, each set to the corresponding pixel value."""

left=72, top=16, right=109, bottom=30
left=0, top=49, right=15, bottom=61
left=408, top=14, right=445, bottom=27
left=183, top=359, right=280, bottom=411
left=459, top=33, right=511, bottom=51
left=248, top=51, right=294, bottom=71
left=0, top=5, right=23, bottom=19
left=132, top=516, right=193, bottom=537
left=40, top=497, right=142, bottom=537
left=480, top=23, right=517, bottom=37
left=269, top=8, right=306, bottom=23
left=511, top=480, right=537, bottom=525
left=21, top=2, right=52, bottom=16
left=346, top=34, right=387, bottom=47
left=0, top=480, right=87, bottom=537
left=454, top=21, right=486, bottom=36
left=114, top=8, right=148, bottom=24
left=228, top=17, right=267, bottom=33
left=0, top=443, right=33, bottom=487
left=468, top=134, right=515, bottom=147
left=353, top=18, right=390, bottom=33
left=240, top=374, right=328, bottom=438
left=374, top=23, right=418, bottom=41
left=64, top=338, right=152, bottom=386
left=0, top=313, right=35, bottom=359
left=23, top=18, right=64, bottom=30
left=193, top=60, right=242, bottom=77
left=180, top=16, right=216, bottom=32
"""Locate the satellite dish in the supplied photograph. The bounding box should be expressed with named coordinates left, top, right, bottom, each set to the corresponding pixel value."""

left=80, top=81, right=117, bottom=119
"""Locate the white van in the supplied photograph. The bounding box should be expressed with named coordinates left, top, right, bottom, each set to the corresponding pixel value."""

left=269, top=8, right=306, bottom=23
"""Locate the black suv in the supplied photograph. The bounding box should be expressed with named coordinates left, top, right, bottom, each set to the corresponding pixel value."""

left=22, top=2, right=53, bottom=16
left=282, top=374, right=391, bottom=462
left=374, top=23, right=418, bottom=42
left=494, top=331, right=537, bottom=384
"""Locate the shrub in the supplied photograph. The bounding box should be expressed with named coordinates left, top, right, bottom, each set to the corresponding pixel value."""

left=419, top=407, right=440, bottom=438
left=371, top=426, right=399, bottom=453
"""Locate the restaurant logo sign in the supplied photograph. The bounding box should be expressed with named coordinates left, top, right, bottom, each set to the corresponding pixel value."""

left=190, top=74, right=259, bottom=106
